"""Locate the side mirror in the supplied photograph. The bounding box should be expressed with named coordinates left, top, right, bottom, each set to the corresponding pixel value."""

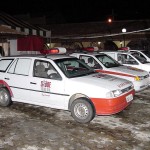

left=49, top=73, right=61, bottom=80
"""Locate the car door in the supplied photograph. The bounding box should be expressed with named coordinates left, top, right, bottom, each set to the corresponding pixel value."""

left=4, top=58, right=33, bottom=102
left=30, top=59, right=67, bottom=110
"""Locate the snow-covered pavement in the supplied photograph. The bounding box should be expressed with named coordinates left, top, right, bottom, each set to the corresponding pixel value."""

left=0, top=88, right=150, bottom=150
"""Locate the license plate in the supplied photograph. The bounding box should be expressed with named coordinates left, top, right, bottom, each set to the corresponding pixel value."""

left=126, top=94, right=133, bottom=103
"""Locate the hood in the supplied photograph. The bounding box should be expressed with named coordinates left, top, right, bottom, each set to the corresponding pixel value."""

left=140, top=63, right=150, bottom=72
left=71, top=72, right=132, bottom=91
left=106, top=65, right=148, bottom=76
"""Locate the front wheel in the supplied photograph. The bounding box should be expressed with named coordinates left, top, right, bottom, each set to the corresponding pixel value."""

left=0, top=88, right=12, bottom=107
left=70, top=98, right=95, bottom=123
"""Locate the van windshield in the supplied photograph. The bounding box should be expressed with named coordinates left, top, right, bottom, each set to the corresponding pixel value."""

left=55, top=58, right=95, bottom=78
left=96, top=54, right=121, bottom=68
left=131, top=52, right=148, bottom=64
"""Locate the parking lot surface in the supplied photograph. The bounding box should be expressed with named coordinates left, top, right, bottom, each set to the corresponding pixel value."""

left=0, top=88, right=150, bottom=150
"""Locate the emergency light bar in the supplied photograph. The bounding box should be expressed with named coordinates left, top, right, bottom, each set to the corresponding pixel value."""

left=40, top=47, right=66, bottom=54
left=83, top=47, right=99, bottom=52
left=118, top=47, right=130, bottom=50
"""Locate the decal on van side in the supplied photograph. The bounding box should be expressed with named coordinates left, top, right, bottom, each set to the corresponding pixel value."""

left=41, top=80, right=51, bottom=92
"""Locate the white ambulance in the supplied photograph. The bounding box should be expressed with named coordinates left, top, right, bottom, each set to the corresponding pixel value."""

left=0, top=48, right=134, bottom=123
left=70, top=52, right=150, bottom=92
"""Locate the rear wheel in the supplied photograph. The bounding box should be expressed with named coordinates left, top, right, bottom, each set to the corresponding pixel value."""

left=0, top=88, right=12, bottom=107
left=71, top=98, right=95, bottom=123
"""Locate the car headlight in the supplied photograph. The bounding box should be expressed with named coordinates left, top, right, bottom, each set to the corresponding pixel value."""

left=106, top=89, right=122, bottom=98
left=139, top=76, right=145, bottom=80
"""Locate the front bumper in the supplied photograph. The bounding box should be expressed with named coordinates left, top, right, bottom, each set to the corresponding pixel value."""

left=90, top=89, right=135, bottom=115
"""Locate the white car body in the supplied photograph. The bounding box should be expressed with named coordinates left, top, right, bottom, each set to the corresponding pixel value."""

left=101, top=51, right=150, bottom=74
left=0, top=54, right=134, bottom=123
left=128, top=50, right=150, bottom=62
left=70, top=52, right=150, bottom=92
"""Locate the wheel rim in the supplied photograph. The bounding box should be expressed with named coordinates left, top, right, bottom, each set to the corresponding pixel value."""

left=0, top=90, right=9, bottom=105
left=74, top=103, right=89, bottom=119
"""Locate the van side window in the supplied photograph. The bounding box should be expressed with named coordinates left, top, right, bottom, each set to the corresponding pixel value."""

left=33, top=59, right=61, bottom=80
left=120, top=54, right=138, bottom=65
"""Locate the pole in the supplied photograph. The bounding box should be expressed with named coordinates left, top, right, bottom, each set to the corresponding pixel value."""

left=49, top=30, right=51, bottom=48
left=122, top=28, right=126, bottom=47
left=123, top=34, right=125, bottom=47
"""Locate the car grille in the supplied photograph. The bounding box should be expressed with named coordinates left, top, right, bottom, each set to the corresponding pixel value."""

left=121, top=85, right=133, bottom=93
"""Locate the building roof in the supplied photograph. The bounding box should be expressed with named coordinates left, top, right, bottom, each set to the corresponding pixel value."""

left=0, top=25, right=25, bottom=39
left=0, top=12, right=50, bottom=39
left=42, top=20, right=150, bottom=42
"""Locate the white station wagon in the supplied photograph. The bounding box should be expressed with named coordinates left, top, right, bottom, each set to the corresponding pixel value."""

left=101, top=50, right=150, bottom=75
left=0, top=52, right=135, bottom=123
left=70, top=52, right=150, bottom=92
left=128, top=50, right=150, bottom=62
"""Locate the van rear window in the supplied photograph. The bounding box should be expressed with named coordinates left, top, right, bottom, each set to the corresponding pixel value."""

left=0, top=59, right=14, bottom=72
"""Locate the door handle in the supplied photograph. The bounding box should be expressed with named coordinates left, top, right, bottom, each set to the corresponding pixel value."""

left=30, top=82, right=37, bottom=85
left=4, top=78, right=9, bottom=80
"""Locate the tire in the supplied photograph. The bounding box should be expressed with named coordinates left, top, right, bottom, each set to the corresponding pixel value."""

left=70, top=98, right=95, bottom=123
left=0, top=88, right=12, bottom=107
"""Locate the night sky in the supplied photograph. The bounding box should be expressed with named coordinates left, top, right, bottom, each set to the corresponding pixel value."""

left=1, top=0, right=150, bottom=23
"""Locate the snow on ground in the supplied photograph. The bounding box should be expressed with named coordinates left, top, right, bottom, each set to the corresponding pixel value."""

left=0, top=89, right=150, bottom=149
